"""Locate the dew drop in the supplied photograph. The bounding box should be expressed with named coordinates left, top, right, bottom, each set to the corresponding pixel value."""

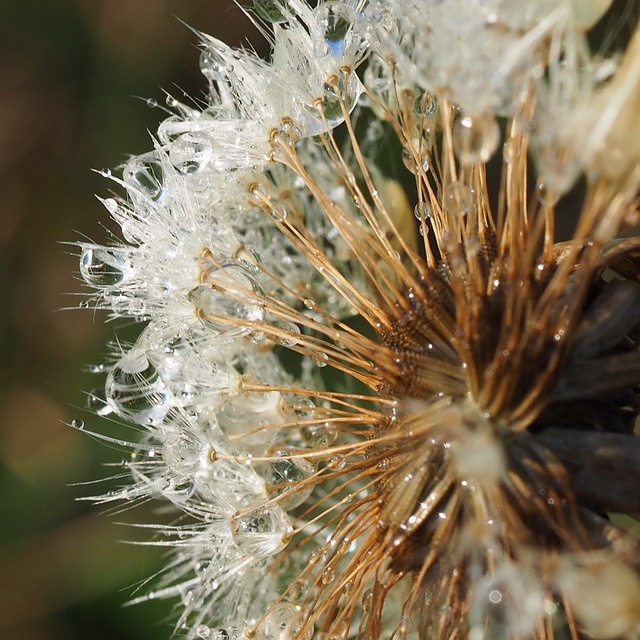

left=169, top=132, right=213, bottom=174
left=307, top=73, right=362, bottom=134
left=199, top=49, right=226, bottom=82
left=321, top=567, right=336, bottom=584
left=413, top=202, right=431, bottom=221
left=78, top=300, right=89, bottom=309
left=80, top=246, right=128, bottom=287
left=302, top=422, right=337, bottom=447
left=87, top=387, right=110, bottom=414
left=320, top=1, right=353, bottom=57
left=218, top=390, right=282, bottom=446
left=312, top=351, right=329, bottom=367
left=402, top=146, right=429, bottom=175
left=413, top=91, right=437, bottom=117
left=146, top=98, right=158, bottom=109
left=327, top=454, right=346, bottom=470
left=452, top=114, right=500, bottom=164
left=256, top=602, right=307, bottom=640
left=71, top=418, right=84, bottom=430
left=195, top=625, right=212, bottom=639
left=231, top=504, right=292, bottom=557
left=362, top=589, right=374, bottom=613
left=293, top=397, right=315, bottom=419
left=275, top=320, right=301, bottom=347
left=443, top=182, right=472, bottom=216
left=123, top=153, right=165, bottom=202
left=265, top=450, right=316, bottom=509
left=106, top=354, right=168, bottom=423
left=189, top=263, right=265, bottom=336
left=253, top=0, right=290, bottom=23
left=102, top=197, right=118, bottom=214
left=363, top=56, right=392, bottom=96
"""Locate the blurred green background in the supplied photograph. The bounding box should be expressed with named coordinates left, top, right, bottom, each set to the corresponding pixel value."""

left=0, top=2, right=262, bottom=638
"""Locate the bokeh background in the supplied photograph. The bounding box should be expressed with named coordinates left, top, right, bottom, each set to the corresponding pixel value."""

left=0, top=2, right=262, bottom=638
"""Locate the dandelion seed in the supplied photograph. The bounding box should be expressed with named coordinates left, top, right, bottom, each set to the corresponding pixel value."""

left=74, top=1, right=640, bottom=639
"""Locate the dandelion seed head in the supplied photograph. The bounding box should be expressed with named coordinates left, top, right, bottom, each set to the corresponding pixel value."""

left=74, top=1, right=640, bottom=638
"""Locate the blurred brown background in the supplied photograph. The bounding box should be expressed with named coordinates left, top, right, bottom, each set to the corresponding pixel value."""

left=0, top=2, right=261, bottom=638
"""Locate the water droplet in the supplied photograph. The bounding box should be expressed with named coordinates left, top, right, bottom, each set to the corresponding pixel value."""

left=265, top=450, right=316, bottom=509
left=169, top=132, right=213, bottom=174
left=452, top=114, right=500, bottom=164
left=363, top=56, right=392, bottom=97
left=256, top=602, right=308, bottom=640
left=78, top=300, right=89, bottom=309
left=195, top=625, right=212, bottom=639
left=413, top=92, right=437, bottom=117
left=146, top=98, right=158, bottom=109
left=71, top=418, right=84, bottom=430
left=87, top=387, right=111, bottom=415
left=231, top=504, right=292, bottom=557
left=414, top=202, right=431, bottom=220
left=293, top=398, right=315, bottom=419
left=200, top=49, right=226, bottom=82
left=362, top=589, right=374, bottom=613
left=536, top=182, right=559, bottom=206
left=402, top=145, right=429, bottom=175
left=270, top=205, right=287, bottom=221
left=308, top=547, right=325, bottom=566
left=311, top=351, right=329, bottom=367
left=503, top=136, right=520, bottom=163
left=321, top=567, right=336, bottom=584
left=124, top=153, right=165, bottom=202
left=320, top=2, right=353, bottom=57
left=218, top=390, right=283, bottom=446
left=80, top=246, right=128, bottom=287
left=106, top=353, right=168, bottom=423
left=99, top=168, right=112, bottom=178
left=443, top=182, right=472, bottom=216
left=327, top=454, right=346, bottom=470
left=253, top=0, right=290, bottom=23
left=189, top=262, right=265, bottom=336
left=275, top=320, right=301, bottom=347
left=305, top=73, right=362, bottom=135
left=320, top=74, right=361, bottom=126
left=302, top=422, right=337, bottom=447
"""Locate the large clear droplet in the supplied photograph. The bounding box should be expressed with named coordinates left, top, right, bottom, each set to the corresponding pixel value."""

left=256, top=603, right=311, bottom=640
left=303, top=73, right=362, bottom=135
left=188, top=263, right=265, bottom=336
left=319, top=74, right=361, bottom=126
left=105, top=352, right=168, bottom=423
left=452, top=114, right=500, bottom=164
left=253, top=0, right=290, bottom=23
left=275, top=320, right=301, bottom=347
left=218, top=390, right=283, bottom=446
left=231, top=504, right=292, bottom=558
left=169, top=132, right=213, bottom=174
left=124, top=153, right=165, bottom=202
left=320, top=2, right=353, bottom=57
left=443, top=182, right=473, bottom=216
left=80, top=246, right=128, bottom=287
left=265, top=450, right=316, bottom=510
